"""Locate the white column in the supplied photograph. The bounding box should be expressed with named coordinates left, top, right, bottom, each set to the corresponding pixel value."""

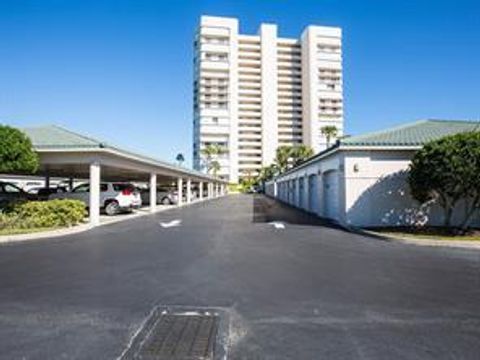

left=186, top=178, right=192, bottom=203
left=199, top=182, right=204, bottom=200
left=89, top=162, right=101, bottom=226
left=149, top=173, right=157, bottom=213
left=301, top=27, right=319, bottom=152
left=273, top=181, right=278, bottom=198
left=177, top=177, right=183, bottom=206
left=208, top=183, right=213, bottom=198
left=260, top=24, right=278, bottom=166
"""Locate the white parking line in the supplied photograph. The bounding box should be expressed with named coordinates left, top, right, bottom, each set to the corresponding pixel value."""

left=269, top=221, right=285, bottom=230
left=159, top=219, right=182, bottom=228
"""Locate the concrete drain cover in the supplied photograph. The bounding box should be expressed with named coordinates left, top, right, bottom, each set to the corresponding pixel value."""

left=121, top=309, right=220, bottom=360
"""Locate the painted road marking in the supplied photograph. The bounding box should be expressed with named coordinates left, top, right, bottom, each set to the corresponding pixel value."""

left=269, top=221, right=285, bottom=229
left=160, top=219, right=182, bottom=228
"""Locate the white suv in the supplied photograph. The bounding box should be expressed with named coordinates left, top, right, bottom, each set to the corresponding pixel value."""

left=51, top=182, right=142, bottom=215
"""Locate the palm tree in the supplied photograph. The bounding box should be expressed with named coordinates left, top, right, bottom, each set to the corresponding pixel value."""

left=290, top=145, right=314, bottom=167
left=274, top=145, right=313, bottom=172
left=210, top=160, right=221, bottom=177
left=201, top=144, right=226, bottom=174
left=275, top=146, right=293, bottom=173
left=320, top=125, right=339, bottom=148
left=175, top=153, right=185, bottom=167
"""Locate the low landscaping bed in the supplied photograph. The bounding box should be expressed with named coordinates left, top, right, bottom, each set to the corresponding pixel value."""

left=0, top=199, right=86, bottom=236
left=367, top=226, right=480, bottom=241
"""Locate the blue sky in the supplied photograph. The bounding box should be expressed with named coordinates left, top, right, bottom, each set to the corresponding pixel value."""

left=1, top=0, right=479, bottom=166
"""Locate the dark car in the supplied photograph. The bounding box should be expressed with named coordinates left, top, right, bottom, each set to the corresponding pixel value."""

left=27, top=187, right=64, bottom=201
left=0, top=181, right=32, bottom=209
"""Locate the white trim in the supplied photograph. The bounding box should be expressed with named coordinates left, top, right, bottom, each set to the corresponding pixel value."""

left=274, top=145, right=421, bottom=180
left=35, top=147, right=226, bottom=183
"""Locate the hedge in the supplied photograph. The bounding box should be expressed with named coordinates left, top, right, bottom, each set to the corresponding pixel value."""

left=0, top=199, right=86, bottom=231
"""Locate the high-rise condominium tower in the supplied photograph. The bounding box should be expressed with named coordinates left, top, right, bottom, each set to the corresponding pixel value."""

left=193, top=16, right=343, bottom=183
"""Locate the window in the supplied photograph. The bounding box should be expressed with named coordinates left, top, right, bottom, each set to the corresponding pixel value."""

left=3, top=183, right=22, bottom=193
left=113, top=183, right=134, bottom=192
left=73, top=183, right=108, bottom=192
left=73, top=184, right=89, bottom=193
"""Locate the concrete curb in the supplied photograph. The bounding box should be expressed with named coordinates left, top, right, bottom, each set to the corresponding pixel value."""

left=356, top=228, right=480, bottom=250
left=0, top=222, right=98, bottom=244
left=0, top=196, right=227, bottom=245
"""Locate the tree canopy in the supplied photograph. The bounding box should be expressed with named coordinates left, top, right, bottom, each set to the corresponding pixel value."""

left=249, top=145, right=314, bottom=188
left=175, top=153, right=185, bottom=166
left=320, top=125, right=339, bottom=147
left=0, top=125, right=39, bottom=174
left=274, top=145, right=313, bottom=173
left=408, top=131, right=480, bottom=229
left=201, top=144, right=226, bottom=175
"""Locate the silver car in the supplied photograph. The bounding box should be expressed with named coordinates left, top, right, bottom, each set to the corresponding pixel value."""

left=139, top=187, right=178, bottom=205
left=51, top=182, right=142, bottom=215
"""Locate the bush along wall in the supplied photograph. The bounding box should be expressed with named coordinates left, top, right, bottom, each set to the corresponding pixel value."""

left=0, top=199, right=86, bottom=231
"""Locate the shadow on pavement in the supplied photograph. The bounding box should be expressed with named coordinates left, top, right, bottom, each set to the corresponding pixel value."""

left=252, top=194, right=342, bottom=229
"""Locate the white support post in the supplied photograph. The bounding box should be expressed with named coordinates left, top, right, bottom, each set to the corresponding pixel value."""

left=186, top=178, right=192, bottom=204
left=177, top=178, right=183, bottom=206
left=89, top=162, right=101, bottom=226
left=215, top=183, right=219, bottom=197
left=199, top=182, right=204, bottom=200
left=208, top=183, right=212, bottom=198
left=150, top=173, right=157, bottom=213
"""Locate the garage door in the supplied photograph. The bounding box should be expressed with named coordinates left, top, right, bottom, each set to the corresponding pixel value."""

left=298, top=177, right=304, bottom=208
left=323, top=171, right=339, bottom=220
left=308, top=174, right=319, bottom=214
left=291, top=180, right=296, bottom=206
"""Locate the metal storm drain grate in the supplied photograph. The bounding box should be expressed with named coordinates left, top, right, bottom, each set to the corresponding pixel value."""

left=122, top=309, right=220, bottom=360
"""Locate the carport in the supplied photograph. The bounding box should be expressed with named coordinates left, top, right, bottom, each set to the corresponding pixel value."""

left=22, top=125, right=228, bottom=226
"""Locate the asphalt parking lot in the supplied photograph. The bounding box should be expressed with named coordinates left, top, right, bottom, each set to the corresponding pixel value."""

left=0, top=194, right=479, bottom=359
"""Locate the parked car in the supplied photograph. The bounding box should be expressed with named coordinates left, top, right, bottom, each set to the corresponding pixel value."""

left=22, top=181, right=44, bottom=192
left=139, top=187, right=179, bottom=205
left=0, top=181, right=32, bottom=209
left=51, top=182, right=142, bottom=215
left=27, top=187, right=65, bottom=201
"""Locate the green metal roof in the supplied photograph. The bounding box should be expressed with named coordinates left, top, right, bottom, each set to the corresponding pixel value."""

left=21, top=125, right=223, bottom=182
left=23, top=125, right=104, bottom=149
left=341, top=119, right=480, bottom=147
left=275, top=119, right=480, bottom=179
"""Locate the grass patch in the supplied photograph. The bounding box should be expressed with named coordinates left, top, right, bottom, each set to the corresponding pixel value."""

left=368, top=226, right=480, bottom=241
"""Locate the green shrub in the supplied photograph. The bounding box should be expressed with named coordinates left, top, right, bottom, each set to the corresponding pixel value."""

left=0, top=199, right=86, bottom=231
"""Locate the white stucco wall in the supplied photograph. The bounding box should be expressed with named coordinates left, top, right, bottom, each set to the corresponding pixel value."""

left=343, top=150, right=480, bottom=227
left=267, top=148, right=480, bottom=228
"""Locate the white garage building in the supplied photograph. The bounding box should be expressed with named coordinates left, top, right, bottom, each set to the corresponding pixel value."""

left=266, top=119, right=480, bottom=227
